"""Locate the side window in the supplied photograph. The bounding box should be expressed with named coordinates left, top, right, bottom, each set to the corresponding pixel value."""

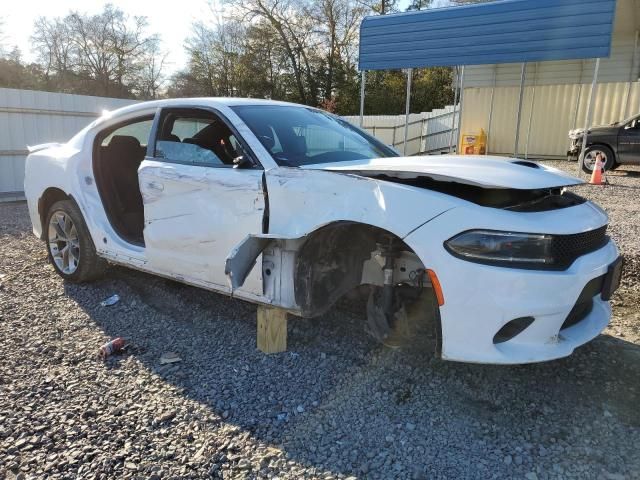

left=101, top=118, right=154, bottom=147
left=154, top=109, right=244, bottom=167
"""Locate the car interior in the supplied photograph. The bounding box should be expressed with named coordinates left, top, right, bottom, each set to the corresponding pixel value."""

left=93, top=109, right=242, bottom=246
left=155, top=110, right=242, bottom=167
left=93, top=117, right=153, bottom=246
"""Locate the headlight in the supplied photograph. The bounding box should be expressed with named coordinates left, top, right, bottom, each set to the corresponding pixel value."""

left=444, top=230, right=554, bottom=268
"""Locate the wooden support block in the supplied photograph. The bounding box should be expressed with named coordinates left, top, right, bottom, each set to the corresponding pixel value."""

left=257, top=306, right=287, bottom=354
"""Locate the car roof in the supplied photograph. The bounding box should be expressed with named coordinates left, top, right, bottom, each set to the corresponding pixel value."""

left=104, top=97, right=306, bottom=119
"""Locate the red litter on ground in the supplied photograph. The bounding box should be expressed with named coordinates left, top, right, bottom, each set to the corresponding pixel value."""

left=99, top=337, right=126, bottom=360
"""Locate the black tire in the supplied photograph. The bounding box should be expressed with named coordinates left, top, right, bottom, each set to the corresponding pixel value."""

left=581, top=145, right=615, bottom=174
left=45, top=200, right=106, bottom=282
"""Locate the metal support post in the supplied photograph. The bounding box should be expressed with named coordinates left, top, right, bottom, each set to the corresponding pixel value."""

left=572, top=60, right=585, bottom=131
left=455, top=65, right=465, bottom=154
left=579, top=58, right=601, bottom=171
left=449, top=66, right=460, bottom=153
left=524, top=63, right=538, bottom=159
left=486, top=65, right=497, bottom=155
left=623, top=30, right=639, bottom=119
left=513, top=62, right=526, bottom=157
left=359, top=70, right=366, bottom=127
left=403, top=68, right=413, bottom=155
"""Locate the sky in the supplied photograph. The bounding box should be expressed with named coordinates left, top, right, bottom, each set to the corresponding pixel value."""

left=2, top=0, right=217, bottom=73
left=2, top=0, right=452, bottom=74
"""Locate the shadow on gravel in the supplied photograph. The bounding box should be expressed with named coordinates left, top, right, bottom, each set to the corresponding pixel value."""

left=62, top=263, right=640, bottom=478
left=612, top=169, right=640, bottom=178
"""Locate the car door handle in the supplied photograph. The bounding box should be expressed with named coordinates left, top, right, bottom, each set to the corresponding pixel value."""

left=145, top=181, right=164, bottom=192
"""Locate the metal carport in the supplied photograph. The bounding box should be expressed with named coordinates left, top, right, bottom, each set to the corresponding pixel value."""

left=358, top=0, right=617, bottom=160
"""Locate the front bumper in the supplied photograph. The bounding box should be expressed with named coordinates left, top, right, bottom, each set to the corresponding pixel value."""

left=567, top=139, right=581, bottom=161
left=404, top=203, right=619, bottom=364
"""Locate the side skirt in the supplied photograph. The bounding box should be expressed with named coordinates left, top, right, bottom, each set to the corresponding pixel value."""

left=99, top=251, right=301, bottom=314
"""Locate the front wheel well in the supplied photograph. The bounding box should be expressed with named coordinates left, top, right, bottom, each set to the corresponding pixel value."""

left=292, top=221, right=442, bottom=356
left=294, top=222, right=421, bottom=315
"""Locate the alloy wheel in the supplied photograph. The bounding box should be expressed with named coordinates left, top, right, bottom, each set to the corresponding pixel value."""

left=583, top=150, right=607, bottom=171
left=48, top=211, right=80, bottom=274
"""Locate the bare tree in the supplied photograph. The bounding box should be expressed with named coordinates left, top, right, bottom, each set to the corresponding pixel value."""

left=311, top=0, right=364, bottom=100
left=228, top=0, right=312, bottom=103
left=406, top=0, right=433, bottom=10
left=184, top=22, right=220, bottom=96
left=32, top=17, right=74, bottom=90
left=137, top=41, right=168, bottom=99
left=168, top=0, right=453, bottom=114
left=32, top=5, right=163, bottom=97
left=0, top=18, right=6, bottom=57
left=355, top=0, right=398, bottom=15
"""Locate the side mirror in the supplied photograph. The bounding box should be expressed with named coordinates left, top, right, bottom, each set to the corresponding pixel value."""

left=233, top=155, right=253, bottom=169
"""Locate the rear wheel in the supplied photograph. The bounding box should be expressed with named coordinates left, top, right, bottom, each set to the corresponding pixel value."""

left=46, top=200, right=106, bottom=282
left=581, top=145, right=615, bottom=174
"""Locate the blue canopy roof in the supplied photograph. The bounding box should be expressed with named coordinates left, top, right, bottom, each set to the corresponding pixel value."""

left=358, top=0, right=617, bottom=70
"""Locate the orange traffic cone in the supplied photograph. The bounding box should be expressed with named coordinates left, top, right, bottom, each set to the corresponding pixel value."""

left=589, top=153, right=604, bottom=185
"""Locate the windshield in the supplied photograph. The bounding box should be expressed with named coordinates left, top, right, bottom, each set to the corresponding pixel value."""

left=231, top=105, right=398, bottom=166
left=613, top=113, right=640, bottom=126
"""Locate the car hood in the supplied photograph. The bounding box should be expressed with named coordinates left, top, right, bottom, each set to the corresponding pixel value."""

left=569, top=124, right=618, bottom=138
left=301, top=155, right=583, bottom=190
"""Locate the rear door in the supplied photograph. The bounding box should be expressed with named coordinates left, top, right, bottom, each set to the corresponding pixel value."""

left=618, top=116, right=640, bottom=164
left=138, top=107, right=266, bottom=295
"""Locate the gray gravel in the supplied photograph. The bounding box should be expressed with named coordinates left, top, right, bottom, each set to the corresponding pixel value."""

left=1, top=160, right=639, bottom=479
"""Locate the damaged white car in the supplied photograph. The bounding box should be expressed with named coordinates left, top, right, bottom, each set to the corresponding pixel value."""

left=25, top=98, right=623, bottom=364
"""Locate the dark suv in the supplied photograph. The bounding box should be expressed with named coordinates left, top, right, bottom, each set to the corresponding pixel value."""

left=568, top=113, right=640, bottom=173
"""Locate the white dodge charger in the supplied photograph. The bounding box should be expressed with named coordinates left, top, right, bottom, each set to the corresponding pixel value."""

left=24, top=98, right=623, bottom=364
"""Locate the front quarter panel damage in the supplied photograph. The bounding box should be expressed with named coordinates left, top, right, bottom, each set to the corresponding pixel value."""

left=264, top=167, right=458, bottom=238
left=225, top=168, right=458, bottom=315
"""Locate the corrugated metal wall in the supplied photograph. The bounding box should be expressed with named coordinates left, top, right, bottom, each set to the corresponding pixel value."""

left=0, top=88, right=135, bottom=200
left=464, top=36, right=639, bottom=88
left=461, top=81, right=640, bottom=157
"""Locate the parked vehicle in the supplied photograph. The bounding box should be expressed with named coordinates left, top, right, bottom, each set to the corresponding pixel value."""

left=568, top=113, right=640, bottom=173
left=25, top=98, right=622, bottom=364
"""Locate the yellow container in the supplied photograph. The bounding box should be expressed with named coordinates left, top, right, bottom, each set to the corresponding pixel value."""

left=460, top=129, right=487, bottom=155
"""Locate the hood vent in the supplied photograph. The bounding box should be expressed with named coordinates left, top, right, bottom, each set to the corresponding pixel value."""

left=511, top=160, right=540, bottom=169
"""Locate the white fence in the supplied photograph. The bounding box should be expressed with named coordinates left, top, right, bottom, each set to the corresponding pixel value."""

left=343, top=104, right=458, bottom=156
left=0, top=87, right=456, bottom=201
left=0, top=88, right=135, bottom=201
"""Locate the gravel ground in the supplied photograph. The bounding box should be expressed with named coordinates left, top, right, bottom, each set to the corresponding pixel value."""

left=1, top=160, right=639, bottom=480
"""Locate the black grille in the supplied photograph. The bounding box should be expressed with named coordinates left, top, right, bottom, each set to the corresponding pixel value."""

left=551, top=225, right=608, bottom=269
left=561, top=274, right=604, bottom=330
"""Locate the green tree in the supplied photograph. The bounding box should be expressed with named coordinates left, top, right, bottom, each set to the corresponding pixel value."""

left=0, top=47, right=45, bottom=90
